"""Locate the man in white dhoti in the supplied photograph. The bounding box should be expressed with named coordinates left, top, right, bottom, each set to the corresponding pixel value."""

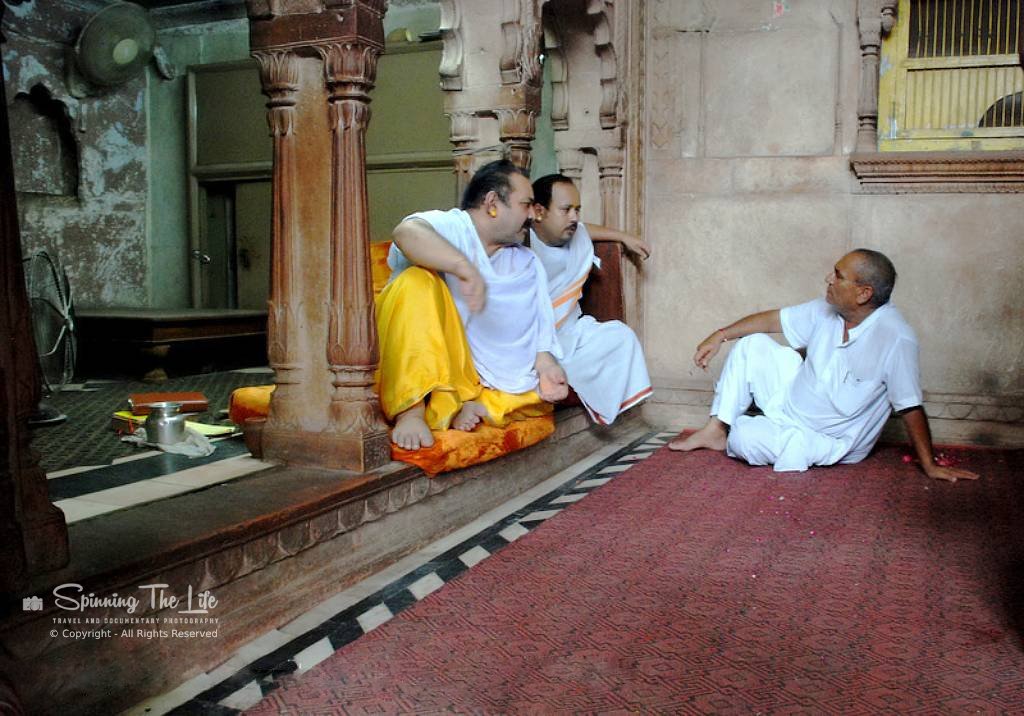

left=669, top=250, right=979, bottom=483
left=529, top=174, right=653, bottom=425
left=378, top=160, right=568, bottom=450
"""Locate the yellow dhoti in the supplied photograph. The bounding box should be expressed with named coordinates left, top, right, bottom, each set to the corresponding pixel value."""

left=375, top=267, right=551, bottom=430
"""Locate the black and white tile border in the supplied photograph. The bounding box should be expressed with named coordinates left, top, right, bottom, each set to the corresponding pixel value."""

left=153, top=430, right=674, bottom=715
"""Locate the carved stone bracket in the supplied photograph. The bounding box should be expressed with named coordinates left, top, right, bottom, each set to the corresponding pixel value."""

left=542, top=17, right=569, bottom=130
left=497, top=107, right=537, bottom=170
left=587, top=0, right=619, bottom=130
left=500, top=0, right=543, bottom=86
left=439, top=0, right=464, bottom=90
left=856, top=0, right=898, bottom=153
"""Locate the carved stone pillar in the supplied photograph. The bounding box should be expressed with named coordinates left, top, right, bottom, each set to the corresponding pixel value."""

left=0, top=10, right=69, bottom=593
left=247, top=0, right=390, bottom=473
left=254, top=50, right=303, bottom=431
left=597, top=146, right=624, bottom=229
left=448, top=110, right=479, bottom=198
left=856, top=0, right=898, bottom=153
left=321, top=41, right=391, bottom=468
left=497, top=107, right=536, bottom=171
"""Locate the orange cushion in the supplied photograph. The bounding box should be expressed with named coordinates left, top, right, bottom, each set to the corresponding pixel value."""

left=391, top=415, right=555, bottom=476
left=228, top=385, right=276, bottom=426
left=229, top=384, right=554, bottom=476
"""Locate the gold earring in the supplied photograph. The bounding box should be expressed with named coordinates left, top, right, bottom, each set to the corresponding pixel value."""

left=489, top=208, right=497, bottom=217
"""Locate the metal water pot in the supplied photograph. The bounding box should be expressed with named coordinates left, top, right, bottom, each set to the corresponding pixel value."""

left=144, top=401, right=187, bottom=444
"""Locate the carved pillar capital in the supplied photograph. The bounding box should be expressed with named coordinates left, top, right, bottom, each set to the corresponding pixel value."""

left=497, top=107, right=537, bottom=170
left=557, top=147, right=585, bottom=182
left=448, top=110, right=480, bottom=197
left=318, top=41, right=381, bottom=98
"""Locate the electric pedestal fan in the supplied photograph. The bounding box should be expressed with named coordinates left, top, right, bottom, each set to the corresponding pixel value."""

left=23, top=251, right=76, bottom=427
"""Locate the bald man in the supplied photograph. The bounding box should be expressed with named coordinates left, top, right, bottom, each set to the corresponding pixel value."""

left=670, top=249, right=978, bottom=483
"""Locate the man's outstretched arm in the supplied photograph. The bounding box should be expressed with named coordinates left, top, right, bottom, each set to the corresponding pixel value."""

left=693, top=310, right=783, bottom=370
left=583, top=223, right=651, bottom=260
left=393, top=218, right=486, bottom=312
left=899, top=406, right=980, bottom=483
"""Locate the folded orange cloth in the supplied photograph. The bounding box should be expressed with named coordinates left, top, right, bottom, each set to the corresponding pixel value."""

left=390, top=414, right=554, bottom=476
left=228, top=385, right=553, bottom=476
left=228, top=385, right=276, bottom=426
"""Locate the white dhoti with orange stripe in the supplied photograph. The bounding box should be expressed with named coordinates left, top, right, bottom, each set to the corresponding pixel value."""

left=529, top=225, right=652, bottom=425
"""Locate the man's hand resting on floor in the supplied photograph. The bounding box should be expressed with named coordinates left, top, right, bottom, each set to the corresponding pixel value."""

left=535, top=352, right=569, bottom=402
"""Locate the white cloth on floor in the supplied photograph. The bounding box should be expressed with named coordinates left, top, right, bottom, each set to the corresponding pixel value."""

left=529, top=224, right=652, bottom=425
left=121, top=427, right=215, bottom=457
left=712, top=299, right=922, bottom=472
left=388, top=209, right=561, bottom=394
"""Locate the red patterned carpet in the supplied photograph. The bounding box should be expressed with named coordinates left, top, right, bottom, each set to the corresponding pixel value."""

left=249, top=443, right=1024, bottom=714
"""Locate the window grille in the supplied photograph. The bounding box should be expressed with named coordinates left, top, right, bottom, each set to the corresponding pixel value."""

left=879, top=0, right=1024, bottom=150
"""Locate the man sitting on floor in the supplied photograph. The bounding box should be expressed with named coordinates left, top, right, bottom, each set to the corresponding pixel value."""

left=529, top=174, right=653, bottom=425
left=377, top=160, right=569, bottom=450
left=668, top=249, right=978, bottom=483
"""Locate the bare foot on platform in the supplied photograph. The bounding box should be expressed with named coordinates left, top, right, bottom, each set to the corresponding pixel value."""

left=453, top=401, right=488, bottom=431
left=668, top=417, right=728, bottom=452
left=392, top=403, right=435, bottom=450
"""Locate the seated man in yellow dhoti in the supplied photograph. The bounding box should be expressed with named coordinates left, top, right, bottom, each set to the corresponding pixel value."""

left=376, top=160, right=569, bottom=450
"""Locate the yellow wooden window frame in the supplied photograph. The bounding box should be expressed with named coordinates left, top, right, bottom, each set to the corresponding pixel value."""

left=879, top=0, right=1024, bottom=151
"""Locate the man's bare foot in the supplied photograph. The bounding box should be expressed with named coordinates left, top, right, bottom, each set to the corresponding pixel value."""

left=668, top=418, right=728, bottom=452
left=453, top=401, right=488, bottom=431
left=392, top=403, right=435, bottom=450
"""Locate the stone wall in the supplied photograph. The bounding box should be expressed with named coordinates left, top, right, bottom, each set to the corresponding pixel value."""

left=4, top=0, right=149, bottom=307
left=639, top=0, right=1023, bottom=446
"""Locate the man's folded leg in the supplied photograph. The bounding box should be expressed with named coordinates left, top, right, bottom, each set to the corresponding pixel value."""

left=375, top=267, right=481, bottom=432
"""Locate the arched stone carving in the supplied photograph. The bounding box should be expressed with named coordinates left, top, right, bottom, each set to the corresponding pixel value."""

left=856, top=0, right=899, bottom=152
left=438, top=0, right=464, bottom=90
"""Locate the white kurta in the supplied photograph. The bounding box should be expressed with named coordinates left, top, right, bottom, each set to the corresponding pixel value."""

left=529, top=225, right=652, bottom=424
left=712, top=299, right=923, bottom=472
left=388, top=209, right=561, bottom=395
